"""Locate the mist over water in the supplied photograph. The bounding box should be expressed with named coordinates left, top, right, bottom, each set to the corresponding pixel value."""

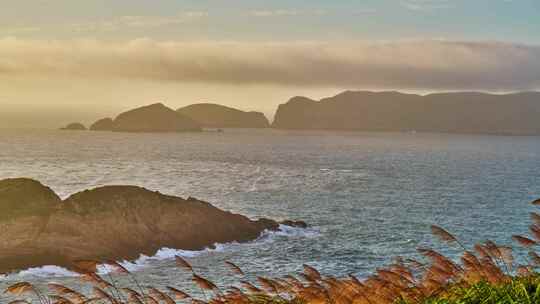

left=1, top=129, right=540, bottom=297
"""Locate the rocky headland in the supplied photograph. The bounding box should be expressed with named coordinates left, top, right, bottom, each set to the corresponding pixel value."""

left=272, top=91, right=540, bottom=135
left=0, top=178, right=301, bottom=274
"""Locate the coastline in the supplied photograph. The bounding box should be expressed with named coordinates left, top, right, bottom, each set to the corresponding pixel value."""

left=0, top=178, right=311, bottom=274
left=0, top=224, right=318, bottom=279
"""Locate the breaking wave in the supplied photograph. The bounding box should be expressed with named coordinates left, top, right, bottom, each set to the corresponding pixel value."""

left=1, top=225, right=319, bottom=280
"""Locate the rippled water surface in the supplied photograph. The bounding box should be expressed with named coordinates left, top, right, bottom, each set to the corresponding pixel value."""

left=1, top=129, right=540, bottom=297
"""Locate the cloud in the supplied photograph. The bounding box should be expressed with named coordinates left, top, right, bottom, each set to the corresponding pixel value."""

left=249, top=9, right=327, bottom=17
left=0, top=38, right=539, bottom=91
left=0, top=26, right=42, bottom=34
left=250, top=10, right=300, bottom=17
left=401, top=0, right=453, bottom=11
left=0, top=12, right=209, bottom=35
left=352, top=9, right=378, bottom=15
left=68, top=11, right=208, bottom=32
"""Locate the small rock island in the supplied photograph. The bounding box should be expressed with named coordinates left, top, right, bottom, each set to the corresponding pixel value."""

left=60, top=122, right=87, bottom=131
left=0, top=178, right=302, bottom=273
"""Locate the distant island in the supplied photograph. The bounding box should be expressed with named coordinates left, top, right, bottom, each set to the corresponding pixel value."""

left=0, top=178, right=304, bottom=273
left=90, top=103, right=202, bottom=133
left=87, top=103, right=269, bottom=133
left=272, top=91, right=540, bottom=135
left=89, top=117, right=114, bottom=131
left=63, top=91, right=540, bottom=135
left=177, top=103, right=270, bottom=128
left=60, top=122, right=87, bottom=131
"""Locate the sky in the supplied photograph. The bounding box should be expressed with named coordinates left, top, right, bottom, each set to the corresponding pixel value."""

left=1, top=0, right=540, bottom=127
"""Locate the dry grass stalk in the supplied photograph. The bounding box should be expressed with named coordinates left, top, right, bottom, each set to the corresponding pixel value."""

left=166, top=287, right=191, bottom=300
left=142, top=295, right=159, bottom=304
left=529, top=224, right=540, bottom=241
left=104, top=261, right=131, bottom=275
left=302, top=265, right=322, bottom=282
left=224, top=261, right=244, bottom=276
left=192, top=274, right=219, bottom=292
left=512, top=235, right=537, bottom=247
left=530, top=212, right=540, bottom=224
left=175, top=256, right=194, bottom=273
left=4, top=282, right=35, bottom=297
left=48, top=295, right=74, bottom=304
left=240, top=281, right=261, bottom=294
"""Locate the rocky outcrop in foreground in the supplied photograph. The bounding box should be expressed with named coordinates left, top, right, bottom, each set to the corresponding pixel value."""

left=90, top=103, right=202, bottom=133
left=177, top=103, right=270, bottom=128
left=272, top=91, right=540, bottom=135
left=0, top=178, right=294, bottom=273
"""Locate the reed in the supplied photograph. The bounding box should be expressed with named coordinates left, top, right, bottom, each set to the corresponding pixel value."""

left=4, top=198, right=540, bottom=304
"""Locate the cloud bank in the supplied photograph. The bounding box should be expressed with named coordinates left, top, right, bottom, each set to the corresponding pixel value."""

left=401, top=0, right=453, bottom=11
left=0, top=38, right=539, bottom=91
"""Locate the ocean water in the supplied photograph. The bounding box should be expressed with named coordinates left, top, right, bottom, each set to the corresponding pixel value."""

left=1, top=129, right=540, bottom=298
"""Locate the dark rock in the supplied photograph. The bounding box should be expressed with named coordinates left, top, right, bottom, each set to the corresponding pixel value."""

left=0, top=178, right=286, bottom=273
left=90, top=118, right=114, bottom=131
left=113, top=103, right=201, bottom=133
left=272, top=91, right=540, bottom=135
left=280, top=220, right=308, bottom=228
left=177, top=103, right=270, bottom=128
left=60, top=122, right=87, bottom=130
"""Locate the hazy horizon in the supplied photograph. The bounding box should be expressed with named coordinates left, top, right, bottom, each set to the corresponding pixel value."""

left=2, top=0, right=540, bottom=127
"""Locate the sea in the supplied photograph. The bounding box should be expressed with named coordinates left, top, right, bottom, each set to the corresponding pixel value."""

left=1, top=128, right=540, bottom=300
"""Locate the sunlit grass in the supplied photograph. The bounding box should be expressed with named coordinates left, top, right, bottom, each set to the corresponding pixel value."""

left=403, top=275, right=540, bottom=304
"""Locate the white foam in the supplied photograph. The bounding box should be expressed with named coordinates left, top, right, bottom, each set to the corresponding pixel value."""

left=8, top=225, right=318, bottom=278
left=94, top=248, right=205, bottom=275
left=281, top=224, right=319, bottom=237
left=15, top=265, right=79, bottom=278
left=131, top=245, right=225, bottom=263
left=259, top=224, right=320, bottom=241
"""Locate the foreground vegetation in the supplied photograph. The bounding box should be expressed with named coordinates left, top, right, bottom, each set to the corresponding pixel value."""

left=409, top=275, right=540, bottom=304
left=4, top=199, right=540, bottom=304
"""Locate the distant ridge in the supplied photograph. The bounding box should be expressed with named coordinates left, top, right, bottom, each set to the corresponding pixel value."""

left=89, top=117, right=113, bottom=131
left=90, top=103, right=202, bottom=133
left=272, top=91, right=540, bottom=135
left=177, top=103, right=269, bottom=128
